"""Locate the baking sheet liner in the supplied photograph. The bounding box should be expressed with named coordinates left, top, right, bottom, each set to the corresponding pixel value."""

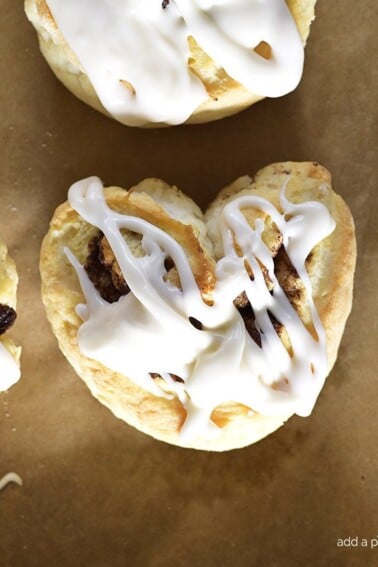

left=0, top=2, right=377, bottom=566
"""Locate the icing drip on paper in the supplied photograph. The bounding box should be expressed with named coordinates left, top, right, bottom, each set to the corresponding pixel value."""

left=0, top=472, right=23, bottom=492
left=66, top=177, right=335, bottom=443
left=45, top=0, right=304, bottom=124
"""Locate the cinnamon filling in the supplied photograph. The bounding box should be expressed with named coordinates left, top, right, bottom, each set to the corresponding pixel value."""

left=150, top=372, right=184, bottom=384
left=85, top=232, right=129, bottom=303
left=84, top=232, right=186, bottom=384
left=85, top=232, right=182, bottom=303
left=0, top=304, right=17, bottom=336
left=274, top=246, right=303, bottom=305
left=233, top=292, right=262, bottom=347
left=84, top=232, right=309, bottom=375
left=233, top=243, right=309, bottom=346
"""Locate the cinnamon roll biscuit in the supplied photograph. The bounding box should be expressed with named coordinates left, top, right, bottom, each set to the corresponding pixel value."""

left=25, top=0, right=316, bottom=126
left=40, top=163, right=356, bottom=450
left=0, top=239, right=21, bottom=391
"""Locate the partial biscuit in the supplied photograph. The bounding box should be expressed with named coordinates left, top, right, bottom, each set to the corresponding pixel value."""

left=25, top=0, right=316, bottom=126
left=0, top=239, right=21, bottom=389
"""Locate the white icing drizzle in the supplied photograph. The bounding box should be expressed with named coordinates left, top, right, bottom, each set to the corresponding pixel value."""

left=0, top=342, right=20, bottom=392
left=0, top=472, right=23, bottom=491
left=45, top=0, right=304, bottom=124
left=66, top=177, right=335, bottom=443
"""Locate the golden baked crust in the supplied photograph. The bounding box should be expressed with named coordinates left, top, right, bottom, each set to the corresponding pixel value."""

left=25, top=0, right=316, bottom=126
left=0, top=238, right=20, bottom=370
left=40, top=165, right=356, bottom=451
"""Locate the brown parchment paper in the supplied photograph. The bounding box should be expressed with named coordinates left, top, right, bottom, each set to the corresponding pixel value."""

left=0, top=2, right=377, bottom=566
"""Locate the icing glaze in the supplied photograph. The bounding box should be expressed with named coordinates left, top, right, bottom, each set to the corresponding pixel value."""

left=45, top=0, right=304, bottom=124
left=0, top=342, right=20, bottom=392
left=66, top=177, right=335, bottom=443
left=0, top=472, right=22, bottom=491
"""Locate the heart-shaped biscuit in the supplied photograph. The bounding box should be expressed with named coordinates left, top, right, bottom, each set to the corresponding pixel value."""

left=40, top=162, right=356, bottom=451
left=0, top=238, right=21, bottom=390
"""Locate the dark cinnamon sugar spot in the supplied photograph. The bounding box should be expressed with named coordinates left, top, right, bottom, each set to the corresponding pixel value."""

left=150, top=372, right=184, bottom=384
left=85, top=232, right=129, bottom=303
left=0, top=304, right=17, bottom=335
left=235, top=243, right=304, bottom=342
left=234, top=293, right=262, bottom=347
left=85, top=232, right=181, bottom=304
left=189, top=317, right=203, bottom=330
left=274, top=246, right=303, bottom=306
left=170, top=373, right=185, bottom=384
left=164, top=256, right=175, bottom=271
left=268, top=311, right=283, bottom=335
